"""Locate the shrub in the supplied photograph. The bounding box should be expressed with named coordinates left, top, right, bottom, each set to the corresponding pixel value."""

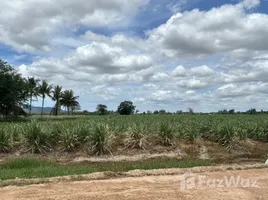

left=212, top=123, right=236, bottom=148
left=182, top=122, right=201, bottom=143
left=0, top=127, right=13, bottom=152
left=23, top=120, right=52, bottom=153
left=87, top=123, right=112, bottom=155
left=124, top=123, right=148, bottom=149
left=58, top=126, right=80, bottom=152
left=157, top=122, right=174, bottom=146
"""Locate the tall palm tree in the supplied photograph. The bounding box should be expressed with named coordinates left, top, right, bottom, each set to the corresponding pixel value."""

left=27, top=77, right=39, bottom=115
left=51, top=85, right=62, bottom=116
left=38, top=80, right=53, bottom=116
left=60, top=90, right=79, bottom=115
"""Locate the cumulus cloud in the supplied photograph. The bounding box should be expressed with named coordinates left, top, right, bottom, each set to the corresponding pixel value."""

left=242, top=0, right=260, bottom=10
left=172, top=65, right=186, bottom=77
left=0, top=0, right=149, bottom=52
left=190, top=65, right=214, bottom=77
left=148, top=2, right=268, bottom=58
left=18, top=38, right=155, bottom=86
left=11, top=0, right=268, bottom=112
left=87, top=85, right=121, bottom=100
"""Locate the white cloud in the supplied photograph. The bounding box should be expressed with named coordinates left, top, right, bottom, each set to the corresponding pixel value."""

left=18, top=37, right=155, bottom=88
left=148, top=2, right=268, bottom=58
left=89, top=85, right=121, bottom=100
left=172, top=65, right=186, bottom=77
left=190, top=65, right=214, bottom=77
left=13, top=0, right=268, bottom=112
left=0, top=0, right=149, bottom=52
left=242, top=0, right=260, bottom=10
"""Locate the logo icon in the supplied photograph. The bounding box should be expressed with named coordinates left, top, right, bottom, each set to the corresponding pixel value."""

left=179, top=172, right=259, bottom=190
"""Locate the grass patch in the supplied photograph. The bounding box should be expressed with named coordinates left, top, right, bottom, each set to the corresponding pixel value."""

left=0, top=156, right=214, bottom=180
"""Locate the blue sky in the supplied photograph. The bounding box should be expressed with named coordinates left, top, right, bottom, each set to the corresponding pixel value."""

left=1, top=0, right=268, bottom=112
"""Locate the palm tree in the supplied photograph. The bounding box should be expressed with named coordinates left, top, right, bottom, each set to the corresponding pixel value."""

left=38, top=80, right=53, bottom=116
left=27, top=77, right=39, bottom=115
left=60, top=90, right=79, bottom=115
left=51, top=85, right=62, bottom=116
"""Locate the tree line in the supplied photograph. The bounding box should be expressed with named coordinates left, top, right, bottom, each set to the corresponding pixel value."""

left=0, top=59, right=79, bottom=118
left=96, top=101, right=136, bottom=115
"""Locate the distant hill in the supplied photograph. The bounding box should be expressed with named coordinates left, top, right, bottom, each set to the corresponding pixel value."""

left=23, top=106, right=81, bottom=114
left=24, top=106, right=68, bottom=114
left=23, top=106, right=54, bottom=114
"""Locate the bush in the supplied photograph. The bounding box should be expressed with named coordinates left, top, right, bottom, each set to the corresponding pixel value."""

left=87, top=123, right=112, bottom=155
left=58, top=126, right=80, bottom=152
left=23, top=120, right=52, bottom=153
left=157, top=122, right=174, bottom=146
left=182, top=121, right=201, bottom=142
left=0, top=127, right=13, bottom=152
left=124, top=123, right=148, bottom=149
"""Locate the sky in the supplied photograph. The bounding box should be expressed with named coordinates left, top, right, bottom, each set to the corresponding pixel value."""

left=1, top=0, right=268, bottom=112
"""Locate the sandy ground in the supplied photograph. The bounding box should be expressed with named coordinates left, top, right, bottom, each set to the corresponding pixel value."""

left=1, top=167, right=268, bottom=200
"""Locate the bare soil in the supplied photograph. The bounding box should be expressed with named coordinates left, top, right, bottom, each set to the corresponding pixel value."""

left=1, top=166, right=268, bottom=200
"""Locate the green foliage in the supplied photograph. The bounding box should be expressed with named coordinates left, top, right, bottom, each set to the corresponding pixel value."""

left=117, top=101, right=135, bottom=115
left=1, top=114, right=268, bottom=155
left=157, top=122, right=174, bottom=145
left=182, top=121, right=201, bottom=142
left=87, top=123, right=112, bottom=155
left=27, top=77, right=39, bottom=115
left=2, top=157, right=53, bottom=169
left=23, top=120, right=52, bottom=153
left=51, top=85, right=62, bottom=116
left=96, top=104, right=108, bottom=115
left=58, top=126, right=80, bottom=152
left=246, top=108, right=257, bottom=115
left=60, top=90, right=79, bottom=114
left=218, top=109, right=235, bottom=114
left=0, top=127, right=13, bottom=152
left=188, top=107, right=194, bottom=114
left=124, top=123, right=148, bottom=149
left=0, top=156, right=214, bottom=181
left=159, top=110, right=166, bottom=115
left=209, top=122, right=236, bottom=148
left=38, top=80, right=53, bottom=116
left=0, top=59, right=29, bottom=117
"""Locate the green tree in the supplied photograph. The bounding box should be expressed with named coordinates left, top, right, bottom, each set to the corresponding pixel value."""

left=176, top=110, right=183, bottom=114
left=51, top=85, right=62, bottom=116
left=159, top=110, right=166, bottom=115
left=60, top=90, right=79, bottom=115
left=0, top=59, right=28, bottom=119
left=246, top=108, right=257, bottom=115
left=188, top=107, right=194, bottom=114
left=218, top=109, right=228, bottom=114
left=96, top=104, right=108, bottom=115
left=27, top=77, right=39, bottom=115
left=117, top=101, right=135, bottom=115
left=228, top=109, right=235, bottom=114
left=38, top=80, right=53, bottom=116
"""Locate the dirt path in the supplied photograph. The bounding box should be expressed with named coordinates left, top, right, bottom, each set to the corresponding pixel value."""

left=1, top=168, right=268, bottom=200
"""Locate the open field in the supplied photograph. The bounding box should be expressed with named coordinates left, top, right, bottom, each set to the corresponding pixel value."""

left=0, top=114, right=268, bottom=195
left=1, top=166, right=268, bottom=200
left=1, top=114, right=268, bottom=156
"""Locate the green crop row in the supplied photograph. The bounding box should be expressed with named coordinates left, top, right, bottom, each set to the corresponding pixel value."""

left=1, top=115, right=268, bottom=155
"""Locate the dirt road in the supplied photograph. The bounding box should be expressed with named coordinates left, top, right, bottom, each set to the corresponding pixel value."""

left=1, top=168, right=268, bottom=200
